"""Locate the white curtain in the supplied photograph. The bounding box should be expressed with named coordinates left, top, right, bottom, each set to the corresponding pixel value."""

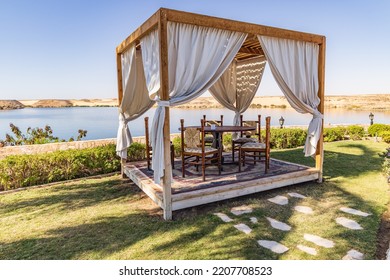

left=116, top=46, right=155, bottom=159
left=209, top=56, right=266, bottom=130
left=258, top=36, right=322, bottom=157
left=142, top=22, right=247, bottom=183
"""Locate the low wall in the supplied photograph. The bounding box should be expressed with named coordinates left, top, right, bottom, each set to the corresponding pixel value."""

left=0, top=133, right=181, bottom=159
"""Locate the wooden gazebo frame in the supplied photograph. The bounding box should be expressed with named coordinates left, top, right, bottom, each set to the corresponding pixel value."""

left=116, top=8, right=326, bottom=220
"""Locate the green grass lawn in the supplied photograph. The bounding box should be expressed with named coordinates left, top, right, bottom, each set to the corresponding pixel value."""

left=0, top=140, right=388, bottom=260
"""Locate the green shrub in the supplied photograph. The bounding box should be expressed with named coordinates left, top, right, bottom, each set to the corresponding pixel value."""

left=367, top=124, right=390, bottom=137
left=346, top=125, right=365, bottom=140
left=381, top=131, right=390, bottom=144
left=222, top=133, right=233, bottom=151
left=267, top=128, right=307, bottom=149
left=0, top=144, right=120, bottom=191
left=172, top=136, right=182, bottom=157
left=127, top=142, right=146, bottom=161
left=323, top=127, right=347, bottom=142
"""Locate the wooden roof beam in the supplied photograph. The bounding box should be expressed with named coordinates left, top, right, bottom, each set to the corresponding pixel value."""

left=238, top=46, right=264, bottom=56
left=164, top=8, right=324, bottom=44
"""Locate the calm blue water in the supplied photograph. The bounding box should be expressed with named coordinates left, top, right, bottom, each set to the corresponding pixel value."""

left=0, top=107, right=389, bottom=141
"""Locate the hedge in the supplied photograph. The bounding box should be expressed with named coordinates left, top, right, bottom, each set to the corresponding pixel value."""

left=368, top=124, right=390, bottom=137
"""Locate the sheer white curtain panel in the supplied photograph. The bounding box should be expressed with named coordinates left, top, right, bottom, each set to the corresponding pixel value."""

left=258, top=36, right=321, bottom=157
left=142, top=22, right=247, bottom=183
left=116, top=46, right=155, bottom=159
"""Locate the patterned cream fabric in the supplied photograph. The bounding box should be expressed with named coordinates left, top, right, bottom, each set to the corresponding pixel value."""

left=243, top=121, right=257, bottom=136
left=241, top=142, right=266, bottom=149
left=184, top=147, right=218, bottom=153
left=185, top=128, right=200, bottom=148
left=234, top=137, right=257, bottom=143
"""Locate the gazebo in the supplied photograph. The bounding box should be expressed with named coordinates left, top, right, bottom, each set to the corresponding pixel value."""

left=116, top=8, right=326, bottom=220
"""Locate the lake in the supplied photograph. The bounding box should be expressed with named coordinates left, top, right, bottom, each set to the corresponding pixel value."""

left=0, top=107, right=389, bottom=141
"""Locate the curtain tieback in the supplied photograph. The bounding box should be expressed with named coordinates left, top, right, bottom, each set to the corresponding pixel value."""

left=119, top=112, right=130, bottom=125
left=156, top=99, right=170, bottom=107
left=313, top=110, right=323, bottom=119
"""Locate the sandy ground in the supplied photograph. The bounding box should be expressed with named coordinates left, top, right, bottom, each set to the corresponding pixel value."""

left=1, top=94, right=389, bottom=110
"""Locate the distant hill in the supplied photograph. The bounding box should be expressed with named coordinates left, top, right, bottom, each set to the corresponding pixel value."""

left=0, top=100, right=25, bottom=110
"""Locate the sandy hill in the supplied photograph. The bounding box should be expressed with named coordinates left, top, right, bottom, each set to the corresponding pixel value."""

left=0, top=100, right=25, bottom=110
left=32, top=99, right=73, bottom=108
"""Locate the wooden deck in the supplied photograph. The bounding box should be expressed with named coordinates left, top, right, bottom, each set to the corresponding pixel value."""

left=123, top=155, right=320, bottom=212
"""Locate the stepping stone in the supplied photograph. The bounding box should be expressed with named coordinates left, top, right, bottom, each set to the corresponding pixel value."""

left=297, top=244, right=317, bottom=256
left=214, top=213, right=233, bottom=223
left=258, top=240, right=289, bottom=254
left=266, top=217, right=291, bottom=231
left=234, top=223, right=252, bottom=234
left=342, top=249, right=364, bottom=260
left=250, top=217, right=258, bottom=224
left=340, top=207, right=371, bottom=217
left=288, top=192, right=307, bottom=199
left=231, top=205, right=253, bottom=216
left=268, top=195, right=288, bottom=205
left=304, top=233, right=335, bottom=248
left=336, top=217, right=363, bottom=230
left=294, top=205, right=314, bottom=214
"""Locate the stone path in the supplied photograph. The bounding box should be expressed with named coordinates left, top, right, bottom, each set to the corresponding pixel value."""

left=336, top=217, right=363, bottom=230
left=268, top=195, right=288, bottom=205
left=231, top=205, right=253, bottom=216
left=288, top=192, right=307, bottom=199
left=342, top=249, right=364, bottom=260
left=212, top=191, right=374, bottom=259
left=340, top=207, right=370, bottom=217
left=266, top=217, right=291, bottom=231
left=303, top=234, right=335, bottom=248
left=234, top=223, right=252, bottom=234
left=297, top=244, right=317, bottom=256
left=214, top=212, right=233, bottom=223
left=294, top=205, right=313, bottom=214
left=258, top=240, right=289, bottom=254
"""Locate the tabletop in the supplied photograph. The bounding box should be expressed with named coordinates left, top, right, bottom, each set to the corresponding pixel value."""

left=184, top=125, right=256, bottom=133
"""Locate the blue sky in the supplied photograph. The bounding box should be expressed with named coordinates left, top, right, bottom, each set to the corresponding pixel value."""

left=0, top=0, right=389, bottom=99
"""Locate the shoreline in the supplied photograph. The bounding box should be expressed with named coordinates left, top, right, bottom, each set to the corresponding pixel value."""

left=1, top=94, right=389, bottom=111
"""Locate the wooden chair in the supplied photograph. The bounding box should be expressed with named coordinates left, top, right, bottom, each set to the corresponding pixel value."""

left=181, top=119, right=221, bottom=181
left=202, top=115, right=223, bottom=147
left=145, top=117, right=174, bottom=171
left=232, top=114, right=261, bottom=162
left=238, top=116, right=271, bottom=173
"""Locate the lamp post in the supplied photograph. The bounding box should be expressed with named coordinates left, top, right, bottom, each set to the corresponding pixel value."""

left=369, top=112, right=374, bottom=126
left=279, top=116, right=285, bottom=129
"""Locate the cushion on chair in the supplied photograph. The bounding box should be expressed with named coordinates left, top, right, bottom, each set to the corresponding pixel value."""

left=241, top=142, right=266, bottom=149
left=184, top=147, right=218, bottom=153
left=204, top=135, right=214, bottom=142
left=233, top=137, right=257, bottom=143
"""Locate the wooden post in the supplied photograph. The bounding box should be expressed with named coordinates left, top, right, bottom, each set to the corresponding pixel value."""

left=315, top=37, right=326, bottom=183
left=159, top=9, right=173, bottom=220
left=116, top=52, right=127, bottom=178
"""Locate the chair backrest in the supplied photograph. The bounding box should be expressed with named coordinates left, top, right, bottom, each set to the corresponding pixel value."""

left=203, top=115, right=223, bottom=126
left=265, top=116, right=271, bottom=154
left=144, top=117, right=150, bottom=147
left=180, top=119, right=201, bottom=149
left=240, top=114, right=261, bottom=142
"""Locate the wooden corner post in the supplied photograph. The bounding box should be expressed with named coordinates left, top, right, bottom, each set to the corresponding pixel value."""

left=116, top=51, right=127, bottom=178
left=315, top=37, right=326, bottom=182
left=159, top=9, right=173, bottom=220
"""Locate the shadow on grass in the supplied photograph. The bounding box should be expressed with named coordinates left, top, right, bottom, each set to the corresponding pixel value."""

left=271, top=141, right=384, bottom=179
left=0, top=178, right=134, bottom=216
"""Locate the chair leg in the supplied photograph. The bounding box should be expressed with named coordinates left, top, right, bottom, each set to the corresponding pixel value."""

left=238, top=148, right=242, bottom=172
left=170, top=143, right=174, bottom=169
left=182, top=154, right=185, bottom=178
left=202, top=156, right=206, bottom=181
left=232, top=144, right=235, bottom=162
left=218, top=150, right=221, bottom=175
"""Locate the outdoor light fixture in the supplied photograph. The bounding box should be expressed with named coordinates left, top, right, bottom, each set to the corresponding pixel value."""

left=369, top=112, right=374, bottom=125
left=279, top=116, right=285, bottom=129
